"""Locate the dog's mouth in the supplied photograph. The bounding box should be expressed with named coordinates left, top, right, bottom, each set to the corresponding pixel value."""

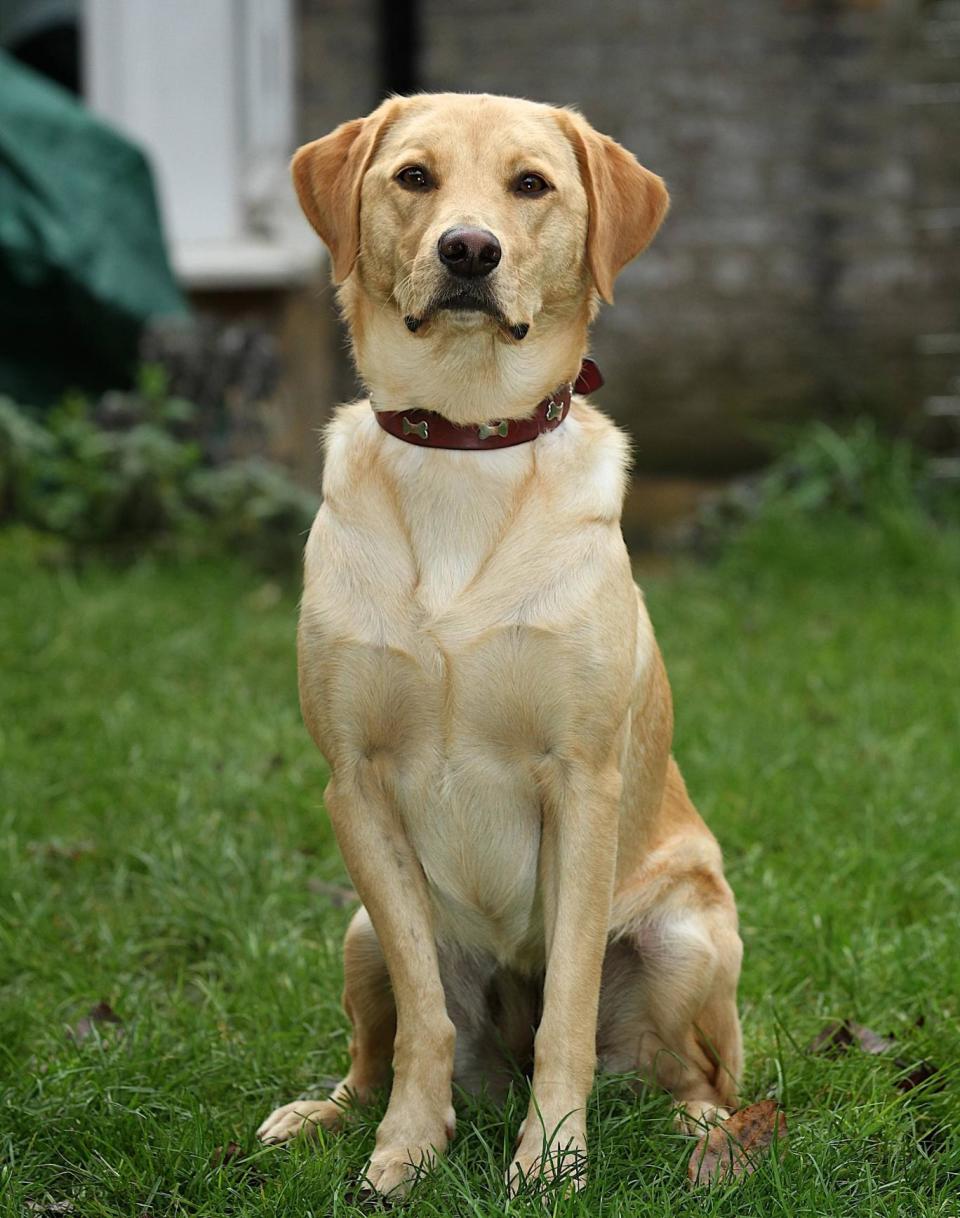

left=404, top=286, right=529, bottom=341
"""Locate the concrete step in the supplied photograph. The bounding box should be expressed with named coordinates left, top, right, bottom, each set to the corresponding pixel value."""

left=924, top=395, right=960, bottom=416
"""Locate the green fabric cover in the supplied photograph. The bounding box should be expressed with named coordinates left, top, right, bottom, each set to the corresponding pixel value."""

left=0, top=51, right=188, bottom=406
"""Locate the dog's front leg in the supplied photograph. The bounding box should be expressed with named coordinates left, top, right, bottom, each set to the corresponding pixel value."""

left=509, top=762, right=621, bottom=1195
left=325, top=768, right=455, bottom=1199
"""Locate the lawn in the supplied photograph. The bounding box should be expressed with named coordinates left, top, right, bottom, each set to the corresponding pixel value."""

left=1, top=517, right=958, bottom=1217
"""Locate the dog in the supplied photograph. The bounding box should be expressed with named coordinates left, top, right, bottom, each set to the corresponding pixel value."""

left=257, top=92, right=742, bottom=1198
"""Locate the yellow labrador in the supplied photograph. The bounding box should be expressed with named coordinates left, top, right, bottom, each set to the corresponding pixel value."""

left=258, top=93, right=742, bottom=1198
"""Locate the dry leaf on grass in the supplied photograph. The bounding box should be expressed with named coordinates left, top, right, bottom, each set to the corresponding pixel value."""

left=210, top=1142, right=243, bottom=1168
left=688, top=1099, right=787, bottom=1187
left=807, top=1020, right=895, bottom=1057
left=209, top=1142, right=267, bottom=1190
left=28, top=840, right=96, bottom=862
left=808, top=1019, right=942, bottom=1094
left=894, top=1059, right=942, bottom=1094
left=68, top=1000, right=124, bottom=1044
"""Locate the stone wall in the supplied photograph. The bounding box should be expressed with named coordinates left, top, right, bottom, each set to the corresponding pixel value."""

left=297, top=0, right=960, bottom=474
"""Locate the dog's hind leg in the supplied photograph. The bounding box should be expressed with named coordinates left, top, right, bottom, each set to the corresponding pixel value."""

left=598, top=884, right=743, bottom=1132
left=258, top=905, right=395, bottom=1142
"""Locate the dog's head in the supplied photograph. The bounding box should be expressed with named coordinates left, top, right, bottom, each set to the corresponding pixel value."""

left=293, top=94, right=668, bottom=416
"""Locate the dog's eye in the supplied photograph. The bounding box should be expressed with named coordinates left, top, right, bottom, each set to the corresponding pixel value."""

left=515, top=173, right=550, bottom=196
left=396, top=165, right=431, bottom=190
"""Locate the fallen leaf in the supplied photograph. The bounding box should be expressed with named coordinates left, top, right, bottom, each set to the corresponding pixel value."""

left=68, top=1000, right=124, bottom=1043
left=808, top=1019, right=942, bottom=1092
left=894, top=1058, right=942, bottom=1094
left=688, top=1099, right=787, bottom=1187
left=209, top=1142, right=267, bottom=1190
left=306, top=878, right=358, bottom=907
left=807, top=1020, right=895, bottom=1057
left=28, top=840, right=96, bottom=862
left=210, top=1142, right=243, bottom=1168
left=806, top=1020, right=852, bottom=1055
left=849, top=1022, right=897, bottom=1055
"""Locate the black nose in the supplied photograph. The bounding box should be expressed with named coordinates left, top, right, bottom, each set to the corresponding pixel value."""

left=437, top=227, right=501, bottom=278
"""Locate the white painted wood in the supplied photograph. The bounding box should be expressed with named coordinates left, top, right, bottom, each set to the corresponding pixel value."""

left=84, top=0, right=241, bottom=245
left=172, top=236, right=320, bottom=290
left=924, top=396, right=960, bottom=416
left=82, top=0, right=312, bottom=284
left=239, top=0, right=295, bottom=226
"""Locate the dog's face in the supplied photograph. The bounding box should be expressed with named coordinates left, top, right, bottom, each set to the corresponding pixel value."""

left=354, top=95, right=593, bottom=341
left=293, top=94, right=668, bottom=346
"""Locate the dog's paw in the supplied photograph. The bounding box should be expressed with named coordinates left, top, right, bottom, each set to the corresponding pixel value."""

left=256, top=1098, right=344, bottom=1144
left=507, top=1128, right=587, bottom=1197
left=357, top=1145, right=434, bottom=1200
left=673, top=1100, right=733, bottom=1136
left=355, top=1107, right=455, bottom=1200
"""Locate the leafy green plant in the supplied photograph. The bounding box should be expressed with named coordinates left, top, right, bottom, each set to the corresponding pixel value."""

left=698, top=419, right=960, bottom=559
left=0, top=373, right=316, bottom=571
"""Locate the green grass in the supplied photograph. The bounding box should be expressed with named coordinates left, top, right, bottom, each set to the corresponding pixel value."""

left=1, top=516, right=958, bottom=1216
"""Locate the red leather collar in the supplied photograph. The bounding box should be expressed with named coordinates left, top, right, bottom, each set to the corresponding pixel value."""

left=373, top=357, right=603, bottom=451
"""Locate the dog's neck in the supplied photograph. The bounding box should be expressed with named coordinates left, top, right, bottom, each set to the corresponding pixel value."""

left=342, top=288, right=594, bottom=427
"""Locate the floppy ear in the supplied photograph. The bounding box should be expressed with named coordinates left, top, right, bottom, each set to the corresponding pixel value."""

left=556, top=109, right=670, bottom=304
left=291, top=100, right=398, bottom=283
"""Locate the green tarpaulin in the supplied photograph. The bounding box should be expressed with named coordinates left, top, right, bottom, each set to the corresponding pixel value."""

left=0, top=50, right=188, bottom=406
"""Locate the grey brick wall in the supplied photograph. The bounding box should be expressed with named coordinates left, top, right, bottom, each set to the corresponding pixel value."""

left=297, top=0, right=960, bottom=473
left=298, top=0, right=379, bottom=135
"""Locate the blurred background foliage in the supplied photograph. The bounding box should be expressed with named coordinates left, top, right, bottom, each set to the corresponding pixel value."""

left=0, top=365, right=316, bottom=573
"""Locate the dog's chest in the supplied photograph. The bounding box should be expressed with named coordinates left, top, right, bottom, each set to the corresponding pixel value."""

left=398, top=472, right=551, bottom=958
left=378, top=518, right=561, bottom=960
left=397, top=745, right=545, bottom=964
